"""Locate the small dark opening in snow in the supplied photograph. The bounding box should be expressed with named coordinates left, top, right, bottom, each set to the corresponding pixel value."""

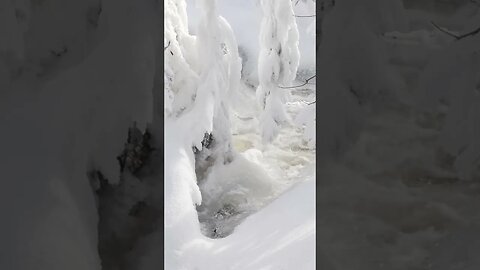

left=88, top=123, right=162, bottom=270
left=193, top=135, right=255, bottom=239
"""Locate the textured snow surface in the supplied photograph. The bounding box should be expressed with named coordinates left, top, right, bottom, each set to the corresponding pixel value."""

left=318, top=1, right=480, bottom=269
left=0, top=1, right=160, bottom=269
left=5, top=0, right=480, bottom=270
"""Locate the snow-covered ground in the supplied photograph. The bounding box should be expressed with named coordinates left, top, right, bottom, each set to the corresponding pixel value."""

left=318, top=1, right=480, bottom=269
left=1, top=1, right=160, bottom=269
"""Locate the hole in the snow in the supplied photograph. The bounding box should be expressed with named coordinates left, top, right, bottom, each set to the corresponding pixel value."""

left=193, top=137, right=277, bottom=239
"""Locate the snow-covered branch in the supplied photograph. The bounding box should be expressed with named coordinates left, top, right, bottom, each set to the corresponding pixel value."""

left=256, top=0, right=300, bottom=143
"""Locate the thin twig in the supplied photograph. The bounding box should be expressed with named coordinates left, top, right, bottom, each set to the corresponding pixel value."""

left=349, top=86, right=362, bottom=105
left=458, top=26, right=480, bottom=39
left=431, top=21, right=461, bottom=39
left=431, top=21, right=480, bottom=40
left=307, top=100, right=316, bottom=105
left=279, top=75, right=316, bottom=89
left=164, top=41, right=171, bottom=51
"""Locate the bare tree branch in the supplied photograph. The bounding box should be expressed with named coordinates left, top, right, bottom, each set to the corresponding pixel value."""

left=431, top=21, right=480, bottom=40
left=307, top=100, right=316, bottom=105
left=459, top=26, right=480, bottom=39
left=279, top=75, right=316, bottom=89
left=164, top=41, right=171, bottom=51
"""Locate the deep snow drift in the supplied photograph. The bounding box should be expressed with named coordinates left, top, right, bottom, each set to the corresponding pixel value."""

left=317, top=0, right=480, bottom=269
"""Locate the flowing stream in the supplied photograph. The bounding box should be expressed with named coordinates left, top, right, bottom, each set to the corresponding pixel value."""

left=195, top=82, right=316, bottom=238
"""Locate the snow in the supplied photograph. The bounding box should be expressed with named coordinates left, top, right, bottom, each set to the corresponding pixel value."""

left=0, top=0, right=315, bottom=269
left=163, top=120, right=315, bottom=269
left=163, top=1, right=315, bottom=269
left=318, top=1, right=480, bottom=269
left=256, top=0, right=300, bottom=143
left=6, top=0, right=480, bottom=269
left=163, top=99, right=315, bottom=269
left=186, top=0, right=315, bottom=84
left=0, top=1, right=160, bottom=269
left=164, top=0, right=199, bottom=116
left=416, top=31, right=480, bottom=180
left=190, top=177, right=315, bottom=270
left=163, top=119, right=203, bottom=270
